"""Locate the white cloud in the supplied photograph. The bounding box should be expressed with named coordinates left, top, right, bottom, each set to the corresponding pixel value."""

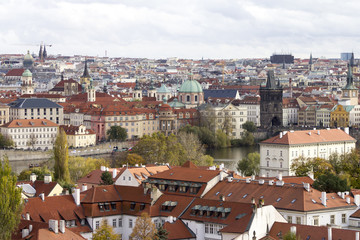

left=1, top=0, right=360, bottom=59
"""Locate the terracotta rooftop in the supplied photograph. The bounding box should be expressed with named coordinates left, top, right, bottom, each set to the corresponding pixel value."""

left=2, top=119, right=58, bottom=128
left=261, top=129, right=356, bottom=145
left=163, top=219, right=196, bottom=240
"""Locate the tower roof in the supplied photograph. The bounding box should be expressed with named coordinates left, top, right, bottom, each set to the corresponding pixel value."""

left=263, top=70, right=280, bottom=89
left=22, top=69, right=32, bottom=77
left=343, top=53, right=357, bottom=90
left=178, top=79, right=203, bottom=93
left=82, top=61, right=91, bottom=78
left=157, top=84, right=171, bottom=93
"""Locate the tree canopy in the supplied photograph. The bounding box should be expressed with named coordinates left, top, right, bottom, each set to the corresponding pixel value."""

left=313, top=171, right=350, bottom=193
left=107, top=126, right=127, bottom=141
left=17, top=166, right=53, bottom=181
left=154, top=225, right=169, bottom=240
left=130, top=212, right=156, bottom=240
left=68, top=157, right=108, bottom=182
left=100, top=171, right=114, bottom=185
left=0, top=156, right=23, bottom=240
left=92, top=219, right=121, bottom=240
left=242, top=121, right=257, bottom=133
left=53, top=129, right=70, bottom=183
left=237, top=152, right=260, bottom=176
left=0, top=133, right=14, bottom=149
left=126, top=153, right=145, bottom=166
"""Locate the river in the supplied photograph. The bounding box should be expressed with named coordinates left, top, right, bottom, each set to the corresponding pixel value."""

left=206, top=145, right=260, bottom=171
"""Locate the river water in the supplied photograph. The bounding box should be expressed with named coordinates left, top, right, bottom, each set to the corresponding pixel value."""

left=206, top=146, right=260, bottom=171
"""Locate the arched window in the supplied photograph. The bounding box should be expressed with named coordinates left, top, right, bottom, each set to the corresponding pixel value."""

left=195, top=95, right=198, bottom=102
left=187, top=95, right=190, bottom=102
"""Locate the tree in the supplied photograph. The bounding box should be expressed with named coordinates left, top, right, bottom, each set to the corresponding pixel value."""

left=0, top=133, right=14, bottom=149
left=26, top=133, right=37, bottom=150
left=313, top=171, right=350, bottom=193
left=17, top=166, right=53, bottom=181
left=130, top=212, right=156, bottom=240
left=283, top=231, right=301, bottom=240
left=242, top=121, right=257, bottom=133
left=107, top=126, right=127, bottom=141
left=132, top=133, right=167, bottom=163
left=53, top=129, right=70, bottom=183
left=126, top=153, right=145, bottom=166
left=290, top=156, right=313, bottom=177
left=100, top=171, right=114, bottom=185
left=215, top=129, right=230, bottom=148
left=92, top=219, right=121, bottom=240
left=68, top=157, right=108, bottom=183
left=241, top=131, right=254, bottom=146
left=154, top=225, right=168, bottom=240
left=237, top=152, right=260, bottom=176
left=0, top=156, right=23, bottom=240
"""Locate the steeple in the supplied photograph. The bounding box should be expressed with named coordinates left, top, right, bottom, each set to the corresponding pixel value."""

left=134, top=79, right=141, bottom=90
left=309, top=53, right=313, bottom=65
left=265, top=70, right=278, bottom=89
left=43, top=45, right=47, bottom=59
left=82, top=60, right=91, bottom=78
left=344, top=55, right=356, bottom=90
left=39, top=45, right=43, bottom=60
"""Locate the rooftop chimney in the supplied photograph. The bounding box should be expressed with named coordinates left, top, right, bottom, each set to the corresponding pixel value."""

left=341, top=192, right=345, bottom=199
left=344, top=127, right=350, bottom=135
left=269, top=180, right=274, bottom=186
left=30, top=173, right=37, bottom=182
left=308, top=131, right=311, bottom=136
left=278, top=172, right=282, bottom=181
left=44, top=174, right=52, bottom=184
left=39, top=193, right=45, bottom=201
left=29, top=225, right=33, bottom=233
left=259, top=179, right=265, bottom=185
left=346, top=197, right=351, bottom=204
left=73, top=188, right=80, bottom=206
left=22, top=229, right=29, bottom=238
left=228, top=177, right=233, bottom=182
left=303, top=183, right=310, bottom=192
left=59, top=220, right=65, bottom=233
left=321, top=192, right=327, bottom=207
left=276, top=180, right=284, bottom=186
left=167, top=216, right=174, bottom=223
left=317, top=130, right=320, bottom=135
left=328, top=227, right=332, bottom=240
left=112, top=169, right=117, bottom=179
left=81, top=184, right=87, bottom=192
left=279, top=132, right=283, bottom=139
left=49, top=220, right=59, bottom=234
left=354, top=195, right=360, bottom=206
left=245, top=178, right=251, bottom=183
left=26, top=212, right=30, bottom=220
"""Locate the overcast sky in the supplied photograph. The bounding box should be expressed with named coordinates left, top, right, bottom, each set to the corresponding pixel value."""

left=1, top=0, right=360, bottom=59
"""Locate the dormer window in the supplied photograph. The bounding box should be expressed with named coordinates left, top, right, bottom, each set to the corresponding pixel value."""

left=104, top=203, right=110, bottom=211
left=130, top=202, right=136, bottom=210
left=140, top=203, right=145, bottom=210
left=111, top=202, right=116, bottom=210
left=98, top=203, right=104, bottom=212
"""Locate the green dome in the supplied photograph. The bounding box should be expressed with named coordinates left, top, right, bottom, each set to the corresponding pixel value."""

left=157, top=84, right=171, bottom=93
left=22, top=69, right=32, bottom=77
left=179, top=79, right=203, bottom=93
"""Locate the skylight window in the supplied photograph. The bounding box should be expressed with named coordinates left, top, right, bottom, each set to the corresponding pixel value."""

left=242, top=194, right=248, bottom=199
left=291, top=199, right=296, bottom=204
left=227, top=193, right=232, bottom=197
left=311, top=199, right=317, bottom=204
left=215, top=192, right=220, bottom=196
left=276, top=197, right=282, bottom=202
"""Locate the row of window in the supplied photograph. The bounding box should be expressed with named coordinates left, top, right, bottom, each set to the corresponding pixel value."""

left=205, top=223, right=223, bottom=235
left=10, top=127, right=57, bottom=133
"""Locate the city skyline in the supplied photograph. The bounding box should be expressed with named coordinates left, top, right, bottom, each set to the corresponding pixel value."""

left=1, top=0, right=360, bottom=59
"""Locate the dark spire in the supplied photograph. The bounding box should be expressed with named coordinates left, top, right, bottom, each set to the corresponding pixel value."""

left=149, top=78, right=155, bottom=90
left=309, top=53, right=313, bottom=65
left=43, top=45, right=47, bottom=59
left=39, top=45, right=43, bottom=59
left=350, top=52, right=355, bottom=67
left=134, top=79, right=141, bottom=90
left=344, top=53, right=356, bottom=90
left=61, top=74, right=64, bottom=81
left=82, top=61, right=91, bottom=78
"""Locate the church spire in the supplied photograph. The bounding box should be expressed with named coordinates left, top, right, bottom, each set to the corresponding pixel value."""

left=344, top=53, right=356, bottom=90
left=43, top=45, right=47, bottom=59
left=82, top=60, right=91, bottom=78
left=309, top=53, right=313, bottom=65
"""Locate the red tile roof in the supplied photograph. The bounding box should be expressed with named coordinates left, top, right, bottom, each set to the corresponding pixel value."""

left=5, top=68, right=24, bottom=77
left=2, top=119, right=58, bottom=128
left=163, top=219, right=196, bottom=240
left=261, top=129, right=355, bottom=145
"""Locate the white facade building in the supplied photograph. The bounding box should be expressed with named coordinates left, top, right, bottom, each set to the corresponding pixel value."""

left=259, top=128, right=356, bottom=177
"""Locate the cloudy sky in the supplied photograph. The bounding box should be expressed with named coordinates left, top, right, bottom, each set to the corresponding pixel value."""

left=1, top=0, right=360, bottom=59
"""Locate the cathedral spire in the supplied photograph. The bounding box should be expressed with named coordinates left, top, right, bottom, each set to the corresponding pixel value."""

left=309, top=53, right=313, bottom=65
left=43, top=45, right=47, bottom=59
left=344, top=53, right=356, bottom=90
left=82, top=60, right=91, bottom=78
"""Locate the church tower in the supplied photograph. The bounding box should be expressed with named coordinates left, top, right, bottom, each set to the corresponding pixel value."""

left=80, top=61, right=91, bottom=90
left=342, top=53, right=358, bottom=105
left=309, top=53, right=314, bottom=71
left=133, top=79, right=142, bottom=100
left=87, top=78, right=96, bottom=102
left=147, top=79, right=156, bottom=98
left=21, top=69, right=34, bottom=95
left=260, top=70, right=283, bottom=128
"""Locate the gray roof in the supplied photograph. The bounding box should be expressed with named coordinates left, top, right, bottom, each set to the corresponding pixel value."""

left=9, top=98, right=63, bottom=109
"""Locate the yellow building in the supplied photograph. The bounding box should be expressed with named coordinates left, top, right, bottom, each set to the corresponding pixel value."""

left=330, top=105, right=353, bottom=128
left=60, top=124, right=96, bottom=148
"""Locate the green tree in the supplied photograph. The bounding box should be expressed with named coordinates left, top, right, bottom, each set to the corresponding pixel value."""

left=163, top=134, right=186, bottom=166
left=242, top=121, right=257, bottom=133
left=290, top=156, right=313, bottom=177
left=68, top=157, right=108, bottom=183
left=284, top=231, right=301, bottom=240
left=100, top=171, right=114, bottom=185
left=17, top=166, right=53, bottom=181
left=92, top=219, right=121, bottom=240
left=215, top=129, right=230, bottom=148
left=237, top=152, right=260, bottom=176
left=341, top=150, right=360, bottom=188
left=154, top=225, right=168, bottom=240
left=107, top=126, right=127, bottom=141
left=130, top=212, right=156, bottom=240
left=0, top=156, right=23, bottom=240
left=126, top=153, right=145, bottom=166
left=53, top=129, right=70, bottom=183
left=0, top=133, right=14, bottom=149
left=313, top=171, right=350, bottom=193
left=328, top=153, right=344, bottom=175
left=241, top=131, right=254, bottom=146
left=132, top=133, right=167, bottom=163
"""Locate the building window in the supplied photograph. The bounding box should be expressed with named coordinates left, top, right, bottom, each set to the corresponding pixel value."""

left=95, top=221, right=100, bottom=229
left=342, top=214, right=346, bottom=223
left=296, top=217, right=301, bottom=224
left=330, top=215, right=335, bottom=224
left=267, top=150, right=269, bottom=156
left=205, top=223, right=209, bottom=234
left=280, top=151, right=282, bottom=157
left=118, top=218, right=122, bottom=227
left=287, top=216, right=292, bottom=223
left=129, top=219, right=133, bottom=228
left=267, top=161, right=269, bottom=167
left=313, top=216, right=319, bottom=226
left=113, top=219, right=116, bottom=228
left=280, top=162, right=283, bottom=168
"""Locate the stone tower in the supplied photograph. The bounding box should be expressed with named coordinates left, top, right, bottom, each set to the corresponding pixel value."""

left=260, top=70, right=283, bottom=128
left=21, top=69, right=34, bottom=95
left=133, top=79, right=142, bottom=100
left=342, top=53, right=358, bottom=105
left=80, top=61, right=91, bottom=90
